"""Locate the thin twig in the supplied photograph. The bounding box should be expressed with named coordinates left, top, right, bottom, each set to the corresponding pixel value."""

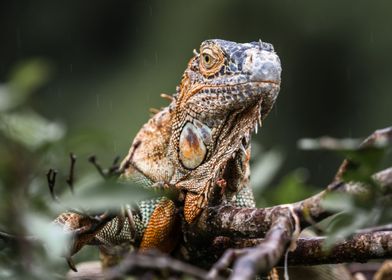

left=108, top=155, right=121, bottom=177
left=66, top=153, right=77, bottom=193
left=0, top=230, right=38, bottom=244
left=335, top=126, right=392, bottom=181
left=66, top=257, right=78, bottom=272
left=46, top=169, right=58, bottom=202
left=88, top=155, right=106, bottom=179
left=105, top=250, right=217, bottom=280
left=88, top=155, right=121, bottom=179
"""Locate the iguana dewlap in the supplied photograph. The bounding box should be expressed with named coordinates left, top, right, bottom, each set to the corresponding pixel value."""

left=54, top=39, right=281, bottom=257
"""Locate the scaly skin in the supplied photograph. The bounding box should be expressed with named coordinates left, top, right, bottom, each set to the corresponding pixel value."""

left=54, top=39, right=281, bottom=262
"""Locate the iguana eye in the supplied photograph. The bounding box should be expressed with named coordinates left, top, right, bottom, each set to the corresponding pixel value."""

left=199, top=45, right=225, bottom=76
left=202, top=53, right=214, bottom=68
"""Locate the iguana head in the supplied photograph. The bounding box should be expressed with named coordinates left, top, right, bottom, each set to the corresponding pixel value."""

left=170, top=39, right=281, bottom=221
left=176, top=39, right=280, bottom=118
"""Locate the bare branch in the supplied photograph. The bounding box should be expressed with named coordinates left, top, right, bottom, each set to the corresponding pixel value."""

left=108, top=156, right=121, bottom=177
left=46, top=168, right=58, bottom=202
left=88, top=155, right=121, bottom=179
left=208, top=207, right=297, bottom=280
left=105, top=250, right=217, bottom=280
left=193, top=167, right=392, bottom=242
left=0, top=230, right=38, bottom=245
left=285, top=231, right=392, bottom=266
left=209, top=231, right=392, bottom=267
left=66, top=153, right=76, bottom=193
left=335, top=127, right=392, bottom=181
left=374, top=167, right=392, bottom=194
left=88, top=155, right=106, bottom=179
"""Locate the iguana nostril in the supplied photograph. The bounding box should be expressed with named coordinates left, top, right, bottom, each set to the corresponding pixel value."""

left=249, top=53, right=254, bottom=64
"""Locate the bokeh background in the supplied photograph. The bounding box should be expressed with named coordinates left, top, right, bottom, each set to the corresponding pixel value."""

left=1, top=0, right=391, bottom=186
left=0, top=1, right=391, bottom=277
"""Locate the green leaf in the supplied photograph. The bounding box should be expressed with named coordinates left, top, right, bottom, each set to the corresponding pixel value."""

left=250, top=147, right=284, bottom=195
left=342, top=147, right=386, bottom=183
left=321, top=193, right=354, bottom=213
left=323, top=207, right=381, bottom=248
left=54, top=173, right=159, bottom=212
left=0, top=59, right=51, bottom=112
left=322, top=191, right=384, bottom=247
left=0, top=85, right=15, bottom=112
left=8, top=59, right=52, bottom=102
left=25, top=213, right=70, bottom=258
left=263, top=169, right=315, bottom=205
left=0, top=111, right=65, bottom=150
left=299, top=135, right=389, bottom=191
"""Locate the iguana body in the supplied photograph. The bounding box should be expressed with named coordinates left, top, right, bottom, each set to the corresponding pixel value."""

left=55, top=39, right=281, bottom=260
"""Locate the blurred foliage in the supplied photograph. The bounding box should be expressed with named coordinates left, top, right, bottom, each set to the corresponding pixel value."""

left=304, top=137, right=392, bottom=247
left=250, top=143, right=284, bottom=205
left=53, top=174, right=157, bottom=212
left=1, top=0, right=392, bottom=186
left=261, top=169, right=317, bottom=206
left=0, top=60, right=70, bottom=279
left=0, top=62, right=155, bottom=279
left=0, top=111, right=65, bottom=150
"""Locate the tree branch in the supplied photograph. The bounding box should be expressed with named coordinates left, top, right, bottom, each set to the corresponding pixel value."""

left=193, top=166, right=392, bottom=240
left=218, top=231, right=392, bottom=266
left=207, top=207, right=297, bottom=280
left=105, top=250, right=218, bottom=280
left=286, top=231, right=392, bottom=266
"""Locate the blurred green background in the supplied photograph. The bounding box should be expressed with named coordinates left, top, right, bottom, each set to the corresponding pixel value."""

left=1, top=0, right=391, bottom=186
left=0, top=1, right=391, bottom=278
left=2, top=0, right=391, bottom=188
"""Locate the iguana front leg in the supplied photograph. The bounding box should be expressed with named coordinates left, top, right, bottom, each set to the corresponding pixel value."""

left=53, top=197, right=178, bottom=259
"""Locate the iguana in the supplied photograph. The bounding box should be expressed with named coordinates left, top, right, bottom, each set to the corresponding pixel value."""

left=54, top=39, right=281, bottom=265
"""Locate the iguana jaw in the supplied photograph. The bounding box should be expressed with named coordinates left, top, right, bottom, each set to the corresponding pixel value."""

left=175, top=80, right=280, bottom=223
left=212, top=85, right=278, bottom=193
